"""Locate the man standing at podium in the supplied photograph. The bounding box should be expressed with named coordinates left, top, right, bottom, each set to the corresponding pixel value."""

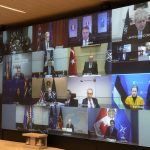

left=66, top=119, right=74, bottom=132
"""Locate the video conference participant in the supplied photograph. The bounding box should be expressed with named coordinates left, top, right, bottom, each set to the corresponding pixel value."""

left=125, top=85, right=144, bottom=109
left=125, top=8, right=150, bottom=42
left=44, top=59, right=55, bottom=77
left=64, top=90, right=78, bottom=107
left=66, top=119, right=74, bottom=132
left=82, top=55, right=98, bottom=75
left=82, top=88, right=99, bottom=108
left=14, top=87, right=22, bottom=104
left=13, top=65, right=24, bottom=80
left=104, top=120, right=118, bottom=140
left=80, top=26, right=95, bottom=46
left=40, top=32, right=52, bottom=50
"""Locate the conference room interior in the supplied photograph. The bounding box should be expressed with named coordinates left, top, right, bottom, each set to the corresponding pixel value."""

left=0, top=0, right=150, bottom=150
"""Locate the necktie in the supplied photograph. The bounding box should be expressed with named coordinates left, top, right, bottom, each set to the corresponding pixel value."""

left=110, top=127, right=113, bottom=134
left=89, top=99, right=93, bottom=108
left=48, top=67, right=51, bottom=75
left=138, top=31, right=142, bottom=39
left=89, top=63, right=92, bottom=68
left=47, top=42, right=49, bottom=49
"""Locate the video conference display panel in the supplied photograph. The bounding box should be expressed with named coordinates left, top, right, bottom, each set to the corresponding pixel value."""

left=0, top=1, right=150, bottom=149
left=112, top=73, right=150, bottom=110
left=68, top=11, right=111, bottom=47
left=112, top=2, right=150, bottom=74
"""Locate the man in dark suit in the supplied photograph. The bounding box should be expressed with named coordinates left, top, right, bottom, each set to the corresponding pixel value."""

left=13, top=65, right=24, bottom=80
left=124, top=8, right=150, bottom=43
left=65, top=90, right=78, bottom=107
left=41, top=31, right=54, bottom=66
left=83, top=55, right=98, bottom=75
left=104, top=120, right=118, bottom=140
left=66, top=119, right=74, bottom=132
left=80, top=26, right=95, bottom=46
left=82, top=88, right=99, bottom=108
left=44, top=59, right=55, bottom=77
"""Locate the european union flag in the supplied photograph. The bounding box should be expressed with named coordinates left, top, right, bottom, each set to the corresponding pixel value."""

left=146, top=83, right=150, bottom=109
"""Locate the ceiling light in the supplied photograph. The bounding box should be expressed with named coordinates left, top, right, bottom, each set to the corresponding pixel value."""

left=0, top=4, right=26, bottom=13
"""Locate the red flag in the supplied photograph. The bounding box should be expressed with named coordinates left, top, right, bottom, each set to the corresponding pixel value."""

left=68, top=47, right=77, bottom=75
left=95, top=108, right=108, bottom=135
left=57, top=107, right=63, bottom=129
left=94, top=108, right=117, bottom=136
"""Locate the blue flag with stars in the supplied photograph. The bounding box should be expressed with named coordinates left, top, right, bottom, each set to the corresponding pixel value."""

left=114, top=109, right=132, bottom=143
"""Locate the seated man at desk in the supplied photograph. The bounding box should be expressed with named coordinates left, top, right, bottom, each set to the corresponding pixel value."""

left=123, top=8, right=150, bottom=42
left=80, top=26, right=95, bottom=46
left=104, top=120, right=118, bottom=141
left=13, top=65, right=24, bottom=80
left=82, top=88, right=99, bottom=108
left=65, top=90, right=78, bottom=107
left=82, top=55, right=98, bottom=75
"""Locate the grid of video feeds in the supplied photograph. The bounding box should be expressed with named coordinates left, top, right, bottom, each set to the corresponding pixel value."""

left=0, top=1, right=150, bottom=148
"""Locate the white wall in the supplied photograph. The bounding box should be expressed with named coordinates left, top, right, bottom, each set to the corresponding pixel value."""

left=54, top=47, right=69, bottom=71
left=139, top=110, right=150, bottom=147
left=32, top=51, right=44, bottom=73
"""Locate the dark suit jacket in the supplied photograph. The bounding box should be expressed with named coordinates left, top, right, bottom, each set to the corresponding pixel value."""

left=66, top=123, right=74, bottom=132
left=118, top=52, right=130, bottom=61
left=83, top=61, right=98, bottom=75
left=79, top=34, right=96, bottom=46
left=104, top=126, right=118, bottom=140
left=65, top=98, right=78, bottom=107
left=82, top=98, right=99, bottom=108
left=40, top=40, right=52, bottom=50
left=44, top=66, right=55, bottom=76
left=13, top=73, right=24, bottom=80
left=123, top=23, right=150, bottom=43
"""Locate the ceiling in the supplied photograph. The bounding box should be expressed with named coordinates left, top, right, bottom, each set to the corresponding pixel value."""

left=0, top=0, right=146, bottom=28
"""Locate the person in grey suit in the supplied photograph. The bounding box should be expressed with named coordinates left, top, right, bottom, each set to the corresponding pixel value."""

left=82, top=88, right=99, bottom=108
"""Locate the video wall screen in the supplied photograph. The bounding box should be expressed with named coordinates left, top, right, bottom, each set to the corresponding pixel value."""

left=1, top=1, right=150, bottom=149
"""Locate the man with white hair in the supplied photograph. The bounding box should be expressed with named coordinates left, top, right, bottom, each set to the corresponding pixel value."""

left=126, top=8, right=150, bottom=41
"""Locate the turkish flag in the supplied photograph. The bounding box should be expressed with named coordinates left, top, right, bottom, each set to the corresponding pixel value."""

left=68, top=47, right=77, bottom=75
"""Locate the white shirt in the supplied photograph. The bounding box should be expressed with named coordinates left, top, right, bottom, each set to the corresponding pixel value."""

left=89, top=62, right=93, bottom=68
left=45, top=41, right=49, bottom=50
left=138, top=31, right=143, bottom=39
left=83, top=39, right=89, bottom=46
left=48, top=66, right=51, bottom=74
left=88, top=99, right=95, bottom=108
